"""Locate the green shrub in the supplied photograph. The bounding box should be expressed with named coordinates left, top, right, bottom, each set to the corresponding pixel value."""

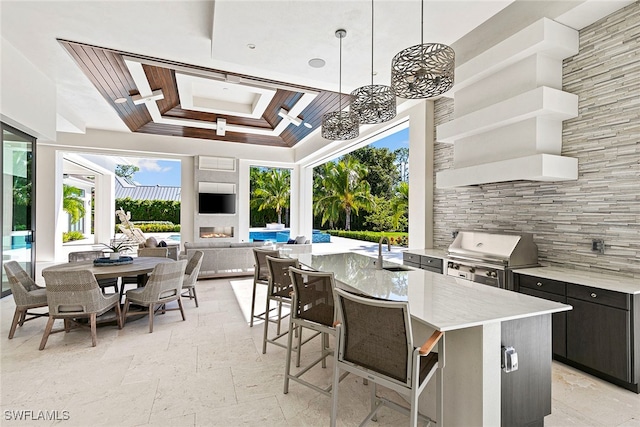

left=115, top=222, right=181, bottom=233
left=115, top=198, right=181, bottom=224
left=62, top=231, right=85, bottom=243
left=326, top=230, right=408, bottom=247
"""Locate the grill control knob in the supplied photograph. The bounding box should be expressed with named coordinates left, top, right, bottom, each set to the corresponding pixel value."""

left=469, top=268, right=475, bottom=273
left=489, top=271, right=497, bottom=278
left=448, top=262, right=453, bottom=268
left=453, top=264, right=460, bottom=270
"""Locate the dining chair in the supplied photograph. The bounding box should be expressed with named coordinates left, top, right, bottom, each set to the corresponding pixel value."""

left=3, top=261, right=49, bottom=339
left=137, top=247, right=169, bottom=258
left=331, top=288, right=444, bottom=427
left=250, top=247, right=280, bottom=327
left=284, top=267, right=347, bottom=396
left=68, top=250, right=119, bottom=294
left=181, top=250, right=203, bottom=307
left=262, top=255, right=298, bottom=354
left=122, top=259, right=187, bottom=333
left=40, top=269, right=122, bottom=350
left=120, top=246, right=169, bottom=297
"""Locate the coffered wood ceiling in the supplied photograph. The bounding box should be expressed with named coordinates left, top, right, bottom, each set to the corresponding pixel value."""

left=59, top=39, right=350, bottom=148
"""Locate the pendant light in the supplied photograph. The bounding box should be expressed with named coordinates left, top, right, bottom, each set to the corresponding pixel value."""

left=322, top=29, right=360, bottom=141
left=350, top=0, right=396, bottom=124
left=391, top=0, right=455, bottom=99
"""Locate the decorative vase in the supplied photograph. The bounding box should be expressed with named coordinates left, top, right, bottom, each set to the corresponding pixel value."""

left=109, top=252, right=120, bottom=260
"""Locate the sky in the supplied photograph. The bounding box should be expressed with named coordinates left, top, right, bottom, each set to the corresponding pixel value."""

left=130, top=158, right=181, bottom=187
left=127, top=127, right=409, bottom=187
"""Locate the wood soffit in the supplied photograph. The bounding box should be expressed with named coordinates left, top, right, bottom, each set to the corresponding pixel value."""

left=59, top=39, right=353, bottom=148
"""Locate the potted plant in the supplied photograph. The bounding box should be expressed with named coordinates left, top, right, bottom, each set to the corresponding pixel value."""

left=101, top=241, right=131, bottom=260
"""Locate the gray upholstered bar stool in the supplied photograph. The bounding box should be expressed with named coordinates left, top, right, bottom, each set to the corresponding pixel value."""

left=250, top=247, right=280, bottom=327
left=284, top=267, right=347, bottom=396
left=262, top=255, right=298, bottom=354
left=331, top=288, right=444, bottom=427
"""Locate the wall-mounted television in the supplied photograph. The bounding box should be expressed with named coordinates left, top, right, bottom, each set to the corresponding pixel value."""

left=198, top=193, right=236, bottom=214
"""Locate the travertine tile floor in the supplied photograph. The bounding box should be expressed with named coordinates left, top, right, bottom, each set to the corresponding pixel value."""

left=1, top=278, right=638, bottom=426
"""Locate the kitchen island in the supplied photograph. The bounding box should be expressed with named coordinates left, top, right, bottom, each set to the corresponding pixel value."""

left=295, top=252, right=572, bottom=426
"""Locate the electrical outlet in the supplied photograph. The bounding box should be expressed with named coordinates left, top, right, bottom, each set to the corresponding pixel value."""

left=592, top=239, right=605, bottom=254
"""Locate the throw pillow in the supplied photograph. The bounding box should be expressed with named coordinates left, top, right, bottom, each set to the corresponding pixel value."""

left=294, top=235, right=307, bottom=245
left=287, top=239, right=296, bottom=244
left=145, top=236, right=158, bottom=248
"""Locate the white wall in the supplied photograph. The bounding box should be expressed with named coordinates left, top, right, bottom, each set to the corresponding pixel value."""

left=0, top=37, right=56, bottom=141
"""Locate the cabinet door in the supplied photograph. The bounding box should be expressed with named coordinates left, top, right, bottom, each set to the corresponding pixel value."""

left=567, top=297, right=631, bottom=382
left=520, top=287, right=567, bottom=358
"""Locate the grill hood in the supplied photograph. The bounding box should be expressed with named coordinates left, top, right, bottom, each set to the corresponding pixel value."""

left=448, top=231, right=538, bottom=267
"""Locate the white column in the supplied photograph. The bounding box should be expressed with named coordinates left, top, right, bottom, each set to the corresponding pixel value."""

left=237, top=160, right=251, bottom=242
left=93, top=171, right=115, bottom=245
left=408, top=100, right=434, bottom=249
left=180, top=157, right=194, bottom=249
left=34, top=145, right=61, bottom=262
left=289, top=164, right=313, bottom=241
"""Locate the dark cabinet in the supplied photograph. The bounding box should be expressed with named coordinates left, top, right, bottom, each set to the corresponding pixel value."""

left=514, top=272, right=638, bottom=393
left=403, top=252, right=420, bottom=269
left=566, top=285, right=632, bottom=383
left=520, top=287, right=567, bottom=357
left=402, top=252, right=444, bottom=274
left=420, top=255, right=443, bottom=274
left=516, top=275, right=567, bottom=357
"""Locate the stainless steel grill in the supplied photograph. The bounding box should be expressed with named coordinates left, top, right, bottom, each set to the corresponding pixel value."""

left=446, top=231, right=538, bottom=290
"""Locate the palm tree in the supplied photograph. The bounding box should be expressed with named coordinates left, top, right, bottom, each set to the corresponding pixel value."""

left=251, top=168, right=290, bottom=224
left=315, top=158, right=375, bottom=231
left=313, top=163, right=341, bottom=229
left=63, top=184, right=86, bottom=224
left=390, top=181, right=409, bottom=230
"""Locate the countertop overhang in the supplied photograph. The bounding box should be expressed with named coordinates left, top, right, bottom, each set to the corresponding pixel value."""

left=296, top=252, right=571, bottom=332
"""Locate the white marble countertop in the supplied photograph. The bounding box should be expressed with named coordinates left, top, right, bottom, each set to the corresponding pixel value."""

left=296, top=253, right=570, bottom=332
left=402, top=248, right=448, bottom=260
left=512, top=266, right=640, bottom=295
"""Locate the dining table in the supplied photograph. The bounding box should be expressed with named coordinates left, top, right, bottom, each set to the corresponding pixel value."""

left=42, top=256, right=173, bottom=281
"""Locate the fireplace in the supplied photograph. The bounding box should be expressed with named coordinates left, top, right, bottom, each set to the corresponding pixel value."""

left=200, top=226, right=234, bottom=239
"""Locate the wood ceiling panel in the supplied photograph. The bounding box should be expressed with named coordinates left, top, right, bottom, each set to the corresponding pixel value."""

left=58, top=39, right=352, bottom=148
left=136, top=122, right=286, bottom=147
left=142, top=65, right=179, bottom=114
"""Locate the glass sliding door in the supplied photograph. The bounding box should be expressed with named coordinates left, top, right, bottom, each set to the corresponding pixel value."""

left=2, top=123, right=36, bottom=297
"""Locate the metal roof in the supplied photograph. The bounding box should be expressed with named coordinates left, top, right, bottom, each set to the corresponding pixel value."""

left=115, top=176, right=181, bottom=201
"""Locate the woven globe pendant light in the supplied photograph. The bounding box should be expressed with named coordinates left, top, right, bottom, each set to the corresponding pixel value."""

left=350, top=0, right=396, bottom=124
left=391, top=0, right=455, bottom=99
left=322, top=29, right=360, bottom=141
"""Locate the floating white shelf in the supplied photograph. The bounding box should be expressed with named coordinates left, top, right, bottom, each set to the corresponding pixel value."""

left=437, top=87, right=578, bottom=143
left=436, top=154, right=578, bottom=188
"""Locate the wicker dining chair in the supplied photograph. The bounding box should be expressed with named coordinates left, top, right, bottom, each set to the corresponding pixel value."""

left=284, top=267, right=348, bottom=396
left=250, top=247, right=280, bottom=327
left=68, top=250, right=119, bottom=294
left=120, top=247, right=169, bottom=296
left=3, top=261, right=48, bottom=339
left=181, top=250, right=203, bottom=307
left=122, top=260, right=187, bottom=333
left=40, top=269, right=122, bottom=350
left=331, top=288, right=444, bottom=427
left=262, top=255, right=298, bottom=354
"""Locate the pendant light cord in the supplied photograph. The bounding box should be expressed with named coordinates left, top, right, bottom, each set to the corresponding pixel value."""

left=370, top=0, right=374, bottom=87
left=339, top=33, right=343, bottom=111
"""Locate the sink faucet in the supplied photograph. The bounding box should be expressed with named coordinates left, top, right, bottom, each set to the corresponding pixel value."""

left=377, top=236, right=391, bottom=270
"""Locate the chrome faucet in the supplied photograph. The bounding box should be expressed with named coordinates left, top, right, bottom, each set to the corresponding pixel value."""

left=377, top=236, right=391, bottom=270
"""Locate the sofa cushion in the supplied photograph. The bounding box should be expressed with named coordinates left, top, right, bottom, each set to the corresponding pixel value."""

left=184, top=241, right=232, bottom=249
left=231, top=242, right=266, bottom=248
